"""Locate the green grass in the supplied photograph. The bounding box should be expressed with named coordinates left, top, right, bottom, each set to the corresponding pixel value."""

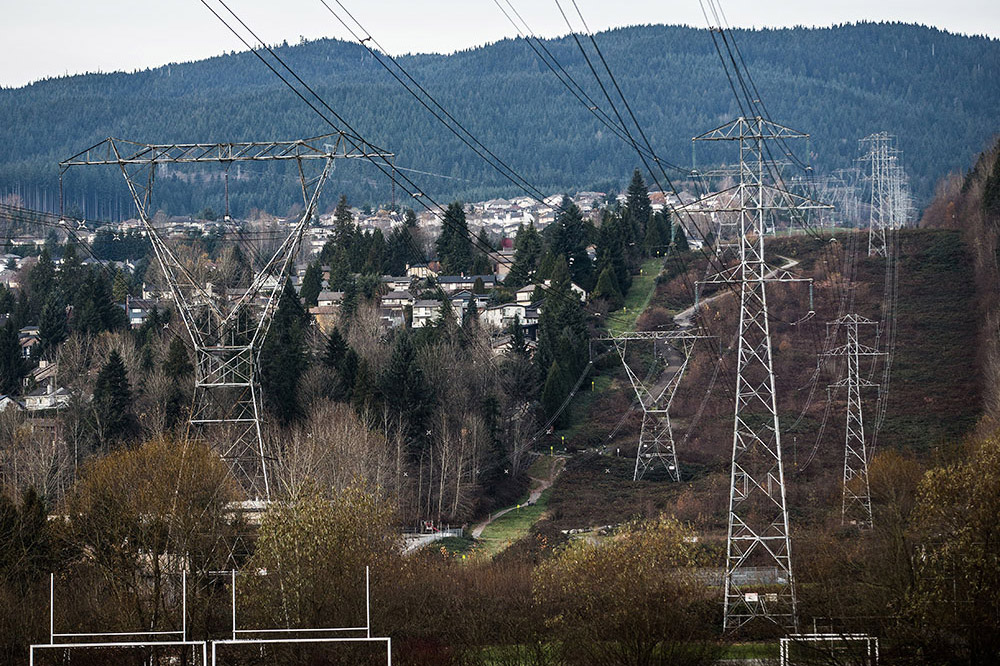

left=720, top=642, right=780, bottom=659
left=433, top=535, right=476, bottom=555
left=476, top=488, right=553, bottom=558
left=612, top=257, right=664, bottom=331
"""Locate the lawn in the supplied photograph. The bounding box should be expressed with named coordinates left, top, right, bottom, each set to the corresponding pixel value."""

left=475, top=488, right=553, bottom=558
left=610, top=257, right=664, bottom=332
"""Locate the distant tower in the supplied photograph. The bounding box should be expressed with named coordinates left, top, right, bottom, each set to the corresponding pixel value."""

left=596, top=330, right=708, bottom=481
left=693, top=117, right=830, bottom=633
left=824, top=315, right=884, bottom=528
left=62, top=135, right=392, bottom=499
left=861, top=132, right=910, bottom=256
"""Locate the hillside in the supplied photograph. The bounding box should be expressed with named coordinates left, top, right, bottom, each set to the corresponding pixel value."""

left=540, top=226, right=981, bottom=536
left=1, top=23, right=998, bottom=217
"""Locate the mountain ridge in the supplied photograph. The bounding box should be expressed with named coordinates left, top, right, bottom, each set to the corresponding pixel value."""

left=2, top=22, right=997, bottom=217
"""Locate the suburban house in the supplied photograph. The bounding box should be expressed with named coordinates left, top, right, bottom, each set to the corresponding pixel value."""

left=23, top=383, right=71, bottom=412
left=381, top=275, right=413, bottom=292
left=380, top=290, right=415, bottom=309
left=437, top=275, right=497, bottom=293
left=406, top=262, right=440, bottom=279
left=123, top=296, right=162, bottom=328
left=412, top=299, right=464, bottom=328
left=316, top=291, right=345, bottom=307
left=19, top=326, right=40, bottom=358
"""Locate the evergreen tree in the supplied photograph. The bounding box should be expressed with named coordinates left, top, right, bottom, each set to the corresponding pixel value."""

left=404, top=208, right=418, bottom=228
left=300, top=261, right=323, bottom=308
left=536, top=256, right=589, bottom=382
left=506, top=222, right=543, bottom=289
left=548, top=196, right=595, bottom=290
left=379, top=331, right=433, bottom=456
left=59, top=243, right=85, bottom=295
left=436, top=202, right=475, bottom=275
left=163, top=337, right=193, bottom=380
left=26, top=250, right=55, bottom=318
left=595, top=211, right=632, bottom=295
left=645, top=210, right=671, bottom=255
left=541, top=361, right=570, bottom=427
left=333, top=194, right=355, bottom=247
left=625, top=168, right=652, bottom=246
left=322, top=327, right=358, bottom=402
left=92, top=350, right=135, bottom=447
left=592, top=265, right=625, bottom=311
left=38, top=292, right=67, bottom=357
left=672, top=220, right=691, bottom=253
left=0, top=321, right=25, bottom=395
left=259, top=280, right=309, bottom=425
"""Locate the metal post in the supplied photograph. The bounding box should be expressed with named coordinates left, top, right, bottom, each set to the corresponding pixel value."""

left=231, top=570, right=237, bottom=640
left=49, top=573, right=53, bottom=645
left=182, top=571, right=187, bottom=641
left=365, top=566, right=371, bottom=638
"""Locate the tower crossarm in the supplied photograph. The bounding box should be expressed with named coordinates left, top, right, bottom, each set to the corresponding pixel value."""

left=59, top=133, right=393, bottom=167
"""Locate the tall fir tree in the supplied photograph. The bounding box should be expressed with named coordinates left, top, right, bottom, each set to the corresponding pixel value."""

left=506, top=222, right=543, bottom=289
left=259, top=279, right=309, bottom=425
left=38, top=291, right=67, bottom=357
left=548, top=196, right=595, bottom=290
left=536, top=256, right=589, bottom=382
left=435, top=202, right=475, bottom=275
left=379, top=331, right=433, bottom=457
left=0, top=321, right=25, bottom=395
left=322, top=327, right=358, bottom=402
left=625, top=168, right=652, bottom=247
left=92, top=350, right=135, bottom=447
left=300, top=260, right=323, bottom=308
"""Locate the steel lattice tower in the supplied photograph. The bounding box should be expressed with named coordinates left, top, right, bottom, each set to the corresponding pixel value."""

left=692, top=117, right=830, bottom=633
left=594, top=330, right=708, bottom=481
left=61, top=134, right=393, bottom=499
left=823, top=315, right=884, bottom=529
left=861, top=132, right=909, bottom=257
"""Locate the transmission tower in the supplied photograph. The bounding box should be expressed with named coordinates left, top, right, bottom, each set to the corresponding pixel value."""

left=822, top=315, right=884, bottom=529
left=61, top=134, right=393, bottom=499
left=860, top=132, right=910, bottom=256
left=594, top=330, right=708, bottom=481
left=691, top=117, right=830, bottom=633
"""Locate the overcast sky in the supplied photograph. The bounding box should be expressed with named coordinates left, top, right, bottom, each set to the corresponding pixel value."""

left=2, top=0, right=998, bottom=88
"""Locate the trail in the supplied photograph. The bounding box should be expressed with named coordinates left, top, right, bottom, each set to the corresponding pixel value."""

left=673, top=255, right=801, bottom=329
left=471, top=456, right=565, bottom=538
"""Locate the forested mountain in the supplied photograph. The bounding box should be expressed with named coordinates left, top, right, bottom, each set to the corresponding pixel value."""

left=1, top=22, right=997, bottom=218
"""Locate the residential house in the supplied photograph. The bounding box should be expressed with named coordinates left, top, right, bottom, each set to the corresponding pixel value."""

left=19, top=326, right=40, bottom=358
left=381, top=275, right=413, bottom=291
left=411, top=299, right=447, bottom=328
left=316, top=291, right=345, bottom=307
left=123, top=296, right=162, bottom=328
left=380, top=290, right=414, bottom=309
left=406, top=261, right=440, bottom=279
left=23, top=383, right=71, bottom=411
left=437, top=275, right=497, bottom=293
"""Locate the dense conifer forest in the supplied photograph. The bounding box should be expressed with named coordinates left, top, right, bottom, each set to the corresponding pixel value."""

left=1, top=22, right=998, bottom=217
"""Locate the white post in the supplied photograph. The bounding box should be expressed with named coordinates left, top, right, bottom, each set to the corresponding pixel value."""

left=182, top=571, right=187, bottom=641
left=202, top=640, right=208, bottom=666
left=231, top=570, right=237, bottom=640
left=386, top=636, right=392, bottom=666
left=365, top=566, right=371, bottom=639
left=49, top=573, right=54, bottom=644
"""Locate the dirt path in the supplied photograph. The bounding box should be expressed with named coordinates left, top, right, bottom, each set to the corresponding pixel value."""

left=471, top=456, right=565, bottom=538
left=673, top=255, right=801, bottom=329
